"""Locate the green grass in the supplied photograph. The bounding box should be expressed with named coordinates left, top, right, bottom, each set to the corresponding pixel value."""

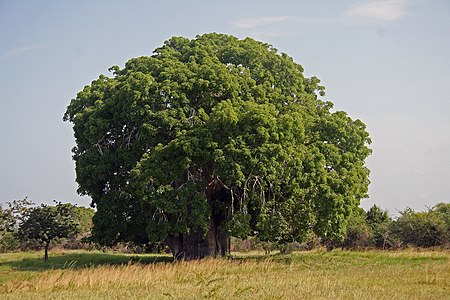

left=0, top=249, right=449, bottom=299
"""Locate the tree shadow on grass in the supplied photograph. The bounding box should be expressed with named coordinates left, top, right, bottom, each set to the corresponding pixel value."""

left=1, top=252, right=173, bottom=272
left=229, top=252, right=296, bottom=265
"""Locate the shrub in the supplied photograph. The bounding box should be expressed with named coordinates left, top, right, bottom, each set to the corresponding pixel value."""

left=366, top=205, right=393, bottom=249
left=342, top=207, right=372, bottom=249
left=391, top=207, right=448, bottom=248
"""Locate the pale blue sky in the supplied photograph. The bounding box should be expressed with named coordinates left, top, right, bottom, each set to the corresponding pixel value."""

left=1, top=0, right=449, bottom=215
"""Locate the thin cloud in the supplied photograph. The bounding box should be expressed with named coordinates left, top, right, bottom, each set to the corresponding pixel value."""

left=248, top=30, right=303, bottom=40
left=0, top=44, right=46, bottom=61
left=230, top=2, right=413, bottom=40
left=231, top=16, right=337, bottom=38
left=232, top=16, right=337, bottom=29
left=232, top=16, right=295, bottom=29
left=346, top=0, right=412, bottom=21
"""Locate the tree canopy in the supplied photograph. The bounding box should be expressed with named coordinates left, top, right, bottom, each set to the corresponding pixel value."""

left=64, top=33, right=371, bottom=258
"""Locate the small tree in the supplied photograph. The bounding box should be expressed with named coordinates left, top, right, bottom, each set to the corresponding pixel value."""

left=366, top=205, right=392, bottom=249
left=433, top=203, right=450, bottom=247
left=0, top=197, right=33, bottom=252
left=342, top=207, right=372, bottom=249
left=18, top=203, right=78, bottom=262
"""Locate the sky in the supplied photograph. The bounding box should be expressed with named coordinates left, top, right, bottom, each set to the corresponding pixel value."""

left=1, top=0, right=449, bottom=216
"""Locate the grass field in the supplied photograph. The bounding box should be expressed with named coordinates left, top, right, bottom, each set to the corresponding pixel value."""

left=0, top=249, right=448, bottom=299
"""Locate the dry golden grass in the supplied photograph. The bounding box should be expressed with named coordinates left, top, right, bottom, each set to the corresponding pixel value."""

left=0, top=250, right=449, bottom=299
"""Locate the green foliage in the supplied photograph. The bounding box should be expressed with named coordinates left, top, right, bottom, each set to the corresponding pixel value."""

left=0, top=197, right=33, bottom=252
left=64, top=33, right=372, bottom=249
left=18, top=203, right=79, bottom=261
left=0, top=198, right=33, bottom=231
left=225, top=212, right=251, bottom=239
left=341, top=204, right=449, bottom=250
left=69, top=205, right=95, bottom=237
left=1, top=200, right=94, bottom=252
left=0, top=231, right=20, bottom=252
left=433, top=202, right=450, bottom=232
left=366, top=205, right=390, bottom=227
left=390, top=205, right=449, bottom=248
left=342, top=207, right=373, bottom=248
left=366, top=205, right=393, bottom=248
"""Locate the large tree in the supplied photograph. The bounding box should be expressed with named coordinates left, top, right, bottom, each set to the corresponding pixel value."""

left=64, top=33, right=371, bottom=258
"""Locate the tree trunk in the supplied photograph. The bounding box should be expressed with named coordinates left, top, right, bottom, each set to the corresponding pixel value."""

left=166, top=223, right=229, bottom=260
left=44, top=241, right=50, bottom=263
left=166, top=176, right=231, bottom=260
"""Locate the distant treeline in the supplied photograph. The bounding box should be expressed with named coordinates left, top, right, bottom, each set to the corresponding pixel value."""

left=341, top=203, right=450, bottom=249
left=233, top=203, right=450, bottom=252
left=1, top=199, right=449, bottom=254
left=0, top=198, right=95, bottom=254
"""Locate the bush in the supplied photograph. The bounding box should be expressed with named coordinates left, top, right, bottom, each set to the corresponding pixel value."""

left=0, top=231, right=21, bottom=252
left=342, top=207, right=372, bottom=249
left=390, top=207, right=448, bottom=248
left=366, top=205, right=393, bottom=249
